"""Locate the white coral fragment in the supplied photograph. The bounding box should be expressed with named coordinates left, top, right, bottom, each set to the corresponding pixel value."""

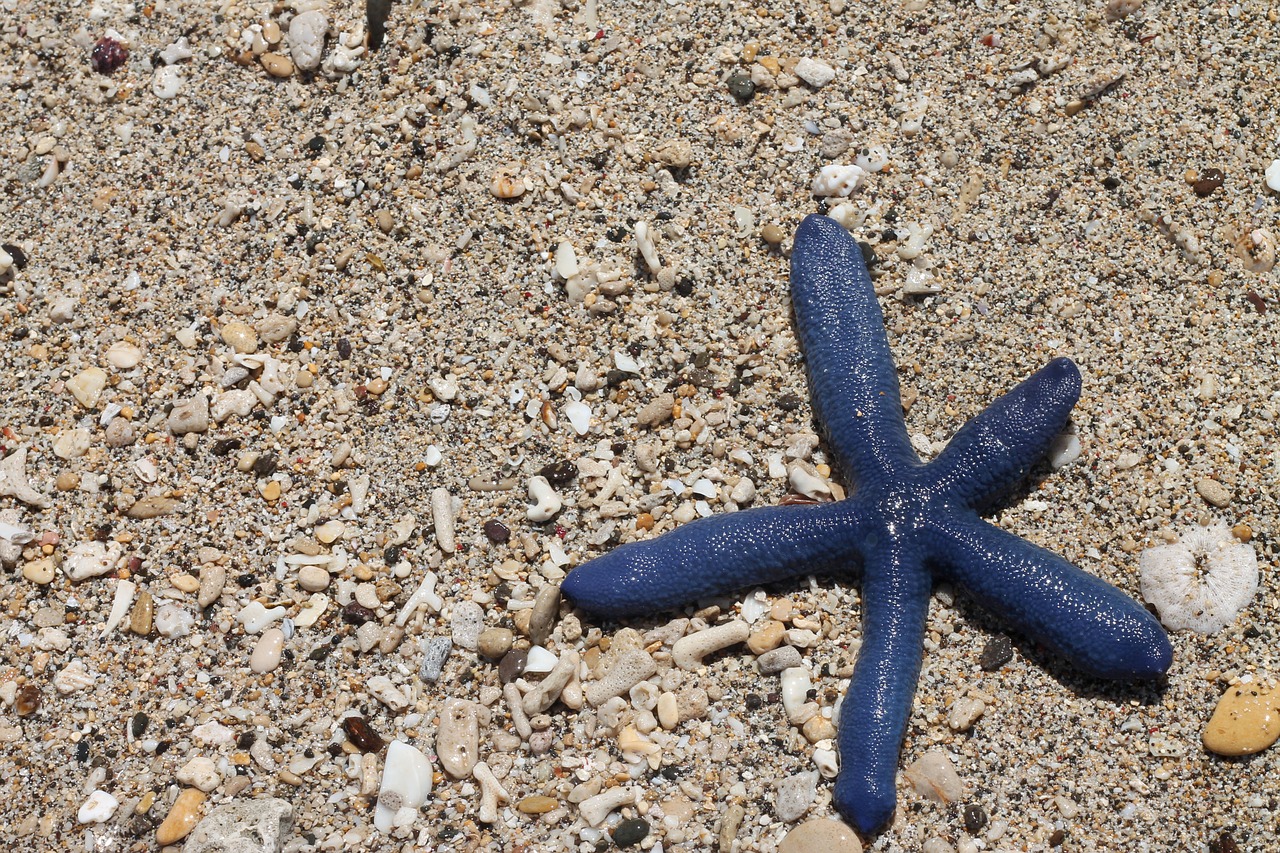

left=811, top=164, right=868, bottom=198
left=0, top=446, right=50, bottom=508
left=1139, top=522, right=1258, bottom=634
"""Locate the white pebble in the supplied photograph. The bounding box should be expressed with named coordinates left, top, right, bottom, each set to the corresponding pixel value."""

left=155, top=603, right=194, bottom=638
left=101, top=579, right=137, bottom=636
left=554, top=241, right=580, bottom=279
left=855, top=144, right=891, bottom=173
left=54, top=660, right=94, bottom=695
left=67, top=367, right=108, bottom=409
left=159, top=36, right=193, bottom=65
left=77, top=790, right=120, bottom=824
left=524, top=645, right=559, bottom=674
left=250, top=628, right=286, bottom=673
left=1048, top=432, right=1082, bottom=469
left=1265, top=159, right=1280, bottom=193
left=176, top=756, right=221, bottom=792
left=63, top=541, right=122, bottom=582
left=367, top=675, right=410, bottom=711
left=288, top=10, right=328, bottom=71
left=431, top=488, right=456, bottom=553
left=237, top=600, right=287, bottom=634
left=436, top=699, right=480, bottom=779
left=450, top=600, right=484, bottom=651
left=152, top=65, right=182, bottom=99
left=635, top=221, right=661, bottom=275
left=564, top=400, right=592, bottom=435
left=794, top=57, right=836, bottom=88
left=780, top=667, right=814, bottom=724
left=905, top=750, right=965, bottom=803
left=374, top=741, right=434, bottom=832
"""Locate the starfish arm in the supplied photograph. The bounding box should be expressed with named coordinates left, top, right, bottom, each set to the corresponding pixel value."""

left=926, top=358, right=1081, bottom=506
left=560, top=502, right=865, bottom=619
left=834, top=541, right=932, bottom=835
left=790, top=214, right=919, bottom=483
left=933, top=514, right=1172, bottom=679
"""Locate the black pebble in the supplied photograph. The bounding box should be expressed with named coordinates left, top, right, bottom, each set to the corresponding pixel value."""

left=727, top=71, right=754, bottom=100
left=979, top=634, right=1014, bottom=671
left=483, top=519, right=511, bottom=543
left=963, top=803, right=987, bottom=834
left=611, top=817, right=650, bottom=847
left=498, top=648, right=528, bottom=684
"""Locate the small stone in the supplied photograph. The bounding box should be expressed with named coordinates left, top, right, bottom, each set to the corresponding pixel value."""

left=420, top=637, right=452, bottom=682
left=516, top=795, right=559, bottom=814
left=947, top=696, right=986, bottom=732
left=23, top=557, right=56, bottom=585
left=64, top=541, right=122, bottom=581
left=155, top=603, right=195, bottom=638
left=156, top=788, right=206, bottom=845
left=774, top=771, right=818, bottom=822
left=802, top=714, right=836, bottom=743
left=250, top=628, right=286, bottom=674
left=177, top=756, right=221, bottom=792
left=78, top=790, right=120, bottom=824
left=451, top=600, right=485, bottom=651
left=490, top=167, right=526, bottom=199
left=182, top=798, right=293, bottom=853
left=436, top=699, right=480, bottom=779
left=15, top=683, right=40, bottom=716
left=315, top=520, right=345, bottom=544
left=612, top=817, right=651, bottom=847
left=343, top=715, right=386, bottom=753
left=287, top=10, right=327, bottom=72
left=905, top=750, right=965, bottom=804
left=104, top=417, right=136, bottom=447
left=105, top=340, right=144, bottom=369
left=636, top=393, right=675, bottom=428
left=482, top=519, right=510, bottom=543
left=499, top=648, right=527, bottom=684
left=297, top=565, right=330, bottom=592
left=260, top=480, right=281, bottom=501
left=261, top=52, right=294, bottom=78
left=1196, top=478, right=1232, bottom=508
left=67, top=367, right=108, bottom=408
left=1203, top=681, right=1280, bottom=756
left=477, top=627, right=514, bottom=660
left=376, top=209, right=395, bottom=234
left=127, top=495, right=179, bottom=519
left=168, top=393, right=209, bottom=435
left=778, top=818, right=863, bottom=853
left=527, top=584, right=561, bottom=646
left=129, top=591, right=154, bottom=635
left=220, top=321, right=258, bottom=353
left=978, top=634, right=1013, bottom=671
left=761, top=223, right=785, bottom=245
left=963, top=803, right=988, bottom=834
left=757, top=645, right=802, bottom=675
left=748, top=620, right=785, bottom=655
left=794, top=57, right=836, bottom=88
left=727, top=70, right=755, bottom=100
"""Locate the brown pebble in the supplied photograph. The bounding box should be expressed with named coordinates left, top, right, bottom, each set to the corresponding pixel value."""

left=499, top=648, right=528, bottom=684
left=342, top=715, right=386, bottom=752
left=490, top=168, right=526, bottom=199
left=482, top=519, right=510, bottom=543
left=1203, top=682, right=1280, bottom=756
left=516, top=795, right=559, bottom=814
left=1190, top=167, right=1225, bottom=197
left=260, top=52, right=294, bottom=78
left=55, top=471, right=80, bottom=491
left=477, top=627, right=515, bottom=660
left=130, top=590, right=154, bottom=635
left=15, top=683, right=40, bottom=716
left=635, top=513, right=655, bottom=531
left=1196, top=478, right=1232, bottom=508
left=244, top=141, right=266, bottom=162
left=155, top=788, right=205, bottom=845
left=527, top=585, right=561, bottom=647
left=376, top=209, right=395, bottom=234
left=761, top=223, right=785, bottom=245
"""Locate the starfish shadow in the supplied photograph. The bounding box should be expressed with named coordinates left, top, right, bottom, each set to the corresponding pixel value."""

left=560, top=214, right=1172, bottom=836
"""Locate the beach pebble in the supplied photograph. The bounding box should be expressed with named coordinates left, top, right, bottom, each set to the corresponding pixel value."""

left=431, top=487, right=456, bottom=552
left=1195, top=478, right=1232, bottom=508
left=297, top=564, right=329, bottom=592
left=63, top=540, right=122, bottom=581
left=757, top=645, right=803, bottom=675
left=905, top=750, right=965, bottom=804
left=779, top=818, right=863, bottom=853
left=67, top=367, right=107, bottom=408
left=152, top=65, right=182, bottom=98
left=77, top=790, right=120, bottom=824
left=579, top=786, right=638, bottom=827
left=420, top=637, right=452, bottom=682
left=156, top=788, right=205, bottom=845
left=367, top=675, right=410, bottom=712
left=250, top=628, right=286, bottom=673
left=212, top=389, right=256, bottom=422
left=436, top=699, right=480, bottom=778
left=523, top=650, right=580, bottom=714
left=584, top=649, right=658, bottom=706
left=220, top=321, right=257, bottom=353
left=477, top=627, right=514, bottom=660
left=528, top=584, right=561, bottom=646
left=526, top=476, right=563, bottom=522
left=947, top=696, right=986, bottom=732
left=794, top=57, right=836, bottom=88
left=198, top=563, right=227, bottom=608
left=636, top=393, right=675, bottom=428
left=0, top=447, right=50, bottom=508
left=177, top=756, right=221, bottom=792
left=288, top=11, right=327, bottom=71
left=104, top=417, right=136, bottom=447
left=23, top=557, right=56, bottom=584
left=450, top=601, right=485, bottom=651
left=155, top=603, right=194, bottom=638
left=1203, top=681, right=1280, bottom=756
left=238, top=600, right=287, bottom=633
left=612, top=817, right=651, bottom=847
left=499, top=648, right=527, bottom=684
left=775, top=770, right=818, bottom=821
left=168, top=393, right=209, bottom=435
left=261, top=52, right=294, bottom=78
left=183, top=798, right=293, bottom=853
left=374, top=741, right=433, bottom=833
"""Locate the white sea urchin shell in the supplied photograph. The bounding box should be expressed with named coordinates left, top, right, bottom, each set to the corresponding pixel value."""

left=1139, top=522, right=1258, bottom=634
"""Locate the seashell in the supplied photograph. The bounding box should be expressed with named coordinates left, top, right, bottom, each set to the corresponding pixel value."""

left=373, top=742, right=432, bottom=824
left=1139, top=521, right=1258, bottom=634
left=811, top=164, right=868, bottom=198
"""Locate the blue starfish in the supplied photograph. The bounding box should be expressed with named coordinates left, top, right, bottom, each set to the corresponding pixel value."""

left=560, top=214, right=1172, bottom=835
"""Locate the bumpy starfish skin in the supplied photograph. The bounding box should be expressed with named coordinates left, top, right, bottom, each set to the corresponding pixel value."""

left=560, top=214, right=1172, bottom=835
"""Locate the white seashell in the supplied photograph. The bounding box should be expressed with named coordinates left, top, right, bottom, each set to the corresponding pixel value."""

left=554, top=241, right=580, bottom=279
left=374, top=741, right=434, bottom=833
left=54, top=660, right=94, bottom=695
left=563, top=400, right=592, bottom=436
left=367, top=675, right=410, bottom=711
left=811, top=164, right=868, bottom=198
left=1140, top=522, right=1258, bottom=634
left=780, top=666, right=812, bottom=724
left=787, top=462, right=831, bottom=499
left=64, top=541, right=123, bottom=581
left=896, top=222, right=935, bottom=260
left=0, top=520, right=35, bottom=545
left=396, top=571, right=443, bottom=626
left=524, top=644, right=559, bottom=674
left=152, top=65, right=182, bottom=99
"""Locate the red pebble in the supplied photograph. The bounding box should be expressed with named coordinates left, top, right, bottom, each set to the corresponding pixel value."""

left=91, top=37, right=128, bottom=74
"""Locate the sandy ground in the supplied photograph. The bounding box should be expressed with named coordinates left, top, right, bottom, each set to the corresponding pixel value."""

left=1, top=0, right=1278, bottom=850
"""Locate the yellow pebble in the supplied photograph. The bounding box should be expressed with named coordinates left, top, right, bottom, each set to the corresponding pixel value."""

left=156, top=788, right=205, bottom=845
left=1204, top=682, right=1280, bottom=756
